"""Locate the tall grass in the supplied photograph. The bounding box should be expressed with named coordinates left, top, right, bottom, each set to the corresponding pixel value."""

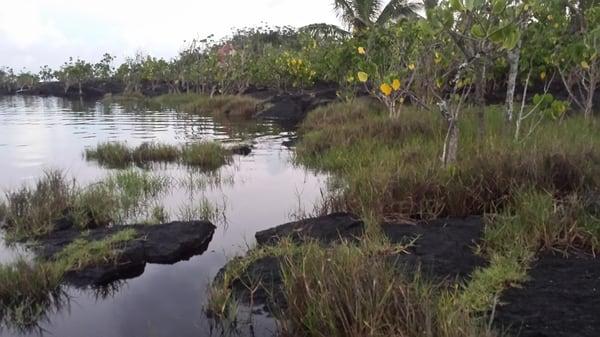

left=152, top=94, right=261, bottom=119
left=0, top=259, right=65, bottom=332
left=1, top=169, right=170, bottom=240
left=279, top=240, right=496, bottom=337
left=296, top=100, right=600, bottom=220
left=85, top=141, right=232, bottom=170
left=2, top=170, right=74, bottom=239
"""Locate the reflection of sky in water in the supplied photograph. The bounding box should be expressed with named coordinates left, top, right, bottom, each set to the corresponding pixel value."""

left=0, top=96, right=327, bottom=337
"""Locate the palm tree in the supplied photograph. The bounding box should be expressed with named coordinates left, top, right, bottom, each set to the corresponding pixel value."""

left=302, top=0, right=422, bottom=39
left=334, top=0, right=422, bottom=32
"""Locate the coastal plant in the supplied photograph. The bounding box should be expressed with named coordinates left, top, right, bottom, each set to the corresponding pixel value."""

left=2, top=170, right=74, bottom=239
left=0, top=259, right=66, bottom=333
left=278, top=239, right=495, bottom=337
left=54, top=228, right=138, bottom=272
left=85, top=141, right=233, bottom=170
left=1, top=169, right=171, bottom=239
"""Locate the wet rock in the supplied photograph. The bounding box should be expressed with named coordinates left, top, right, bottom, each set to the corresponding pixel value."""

left=38, top=220, right=216, bottom=287
left=254, top=88, right=337, bottom=124
left=255, top=212, right=364, bottom=245
left=382, top=216, right=486, bottom=281
left=495, top=253, right=600, bottom=337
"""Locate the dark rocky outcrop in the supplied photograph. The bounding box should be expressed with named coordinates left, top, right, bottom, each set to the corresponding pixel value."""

left=382, top=216, right=486, bottom=281
left=253, top=87, right=338, bottom=124
left=220, top=214, right=485, bottom=311
left=38, top=220, right=216, bottom=287
left=26, top=80, right=124, bottom=99
left=255, top=212, right=364, bottom=245
left=495, top=253, right=600, bottom=337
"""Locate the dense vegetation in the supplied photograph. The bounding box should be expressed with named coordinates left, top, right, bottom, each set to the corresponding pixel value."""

left=1, top=0, right=600, bottom=336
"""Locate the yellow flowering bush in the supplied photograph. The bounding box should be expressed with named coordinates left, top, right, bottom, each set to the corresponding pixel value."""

left=275, top=52, right=316, bottom=89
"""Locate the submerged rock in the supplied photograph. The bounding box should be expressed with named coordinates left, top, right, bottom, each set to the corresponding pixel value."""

left=495, top=253, right=600, bottom=337
left=227, top=142, right=253, bottom=156
left=255, top=212, right=364, bottom=245
left=38, top=220, right=216, bottom=287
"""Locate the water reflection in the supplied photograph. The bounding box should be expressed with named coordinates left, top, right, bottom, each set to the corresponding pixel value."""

left=0, top=95, right=325, bottom=337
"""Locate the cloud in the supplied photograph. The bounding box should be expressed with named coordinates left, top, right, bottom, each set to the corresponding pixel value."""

left=0, top=0, right=340, bottom=70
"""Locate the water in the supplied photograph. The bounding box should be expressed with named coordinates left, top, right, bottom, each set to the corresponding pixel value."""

left=0, top=95, right=327, bottom=337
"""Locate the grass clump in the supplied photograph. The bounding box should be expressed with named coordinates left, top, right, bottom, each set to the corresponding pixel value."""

left=0, top=259, right=65, bottom=332
left=460, top=189, right=600, bottom=312
left=280, top=241, right=495, bottom=337
left=208, top=237, right=496, bottom=337
left=54, top=228, right=138, bottom=271
left=181, top=142, right=232, bottom=169
left=152, top=94, right=261, bottom=119
left=85, top=141, right=232, bottom=170
left=1, top=169, right=169, bottom=240
left=2, top=170, right=74, bottom=239
left=0, top=229, right=138, bottom=331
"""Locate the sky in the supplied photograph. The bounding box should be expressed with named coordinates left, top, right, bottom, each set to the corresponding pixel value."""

left=0, top=0, right=342, bottom=71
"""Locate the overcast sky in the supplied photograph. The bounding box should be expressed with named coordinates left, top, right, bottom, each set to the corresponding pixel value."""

left=0, top=0, right=341, bottom=71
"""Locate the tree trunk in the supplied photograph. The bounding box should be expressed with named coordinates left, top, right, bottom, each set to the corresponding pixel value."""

left=443, top=119, right=459, bottom=165
left=475, top=60, right=487, bottom=138
left=505, top=43, right=521, bottom=122
left=78, top=82, right=82, bottom=96
left=584, top=77, right=596, bottom=120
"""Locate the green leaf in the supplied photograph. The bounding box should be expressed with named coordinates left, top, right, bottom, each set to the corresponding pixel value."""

left=450, top=0, right=464, bottom=11
left=492, top=0, right=506, bottom=15
left=502, top=29, right=521, bottom=50
left=464, top=0, right=474, bottom=11
left=471, top=24, right=486, bottom=38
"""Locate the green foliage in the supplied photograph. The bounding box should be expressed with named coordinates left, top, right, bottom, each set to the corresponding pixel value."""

left=85, top=141, right=232, bottom=170
left=1, top=169, right=170, bottom=239
left=296, top=101, right=600, bottom=219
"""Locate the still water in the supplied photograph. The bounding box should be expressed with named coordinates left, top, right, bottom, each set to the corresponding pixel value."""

left=0, top=95, right=327, bottom=337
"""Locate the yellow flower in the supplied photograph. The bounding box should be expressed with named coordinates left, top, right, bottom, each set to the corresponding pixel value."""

left=434, top=52, right=442, bottom=64
left=357, top=71, right=369, bottom=82
left=392, top=79, right=401, bottom=91
left=408, top=63, right=416, bottom=71
left=358, top=47, right=366, bottom=55
left=380, top=83, right=392, bottom=96
left=347, top=75, right=355, bottom=83
left=399, top=97, right=405, bottom=103
left=540, top=71, right=546, bottom=81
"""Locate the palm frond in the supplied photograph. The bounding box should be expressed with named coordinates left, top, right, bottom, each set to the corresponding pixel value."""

left=353, top=0, right=382, bottom=25
left=333, top=0, right=358, bottom=29
left=299, top=24, right=352, bottom=40
left=376, top=0, right=422, bottom=25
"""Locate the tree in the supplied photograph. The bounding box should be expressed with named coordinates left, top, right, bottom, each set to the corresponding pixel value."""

left=39, top=65, right=54, bottom=82
left=94, top=53, right=115, bottom=80
left=55, top=57, right=94, bottom=95
left=427, top=0, right=521, bottom=164
left=302, top=0, right=422, bottom=38
left=334, top=0, right=422, bottom=32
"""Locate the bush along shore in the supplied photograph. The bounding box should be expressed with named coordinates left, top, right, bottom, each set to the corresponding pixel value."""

left=0, top=170, right=217, bottom=332
left=207, top=99, right=600, bottom=337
